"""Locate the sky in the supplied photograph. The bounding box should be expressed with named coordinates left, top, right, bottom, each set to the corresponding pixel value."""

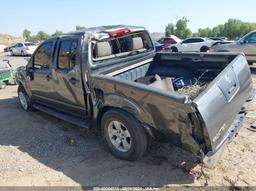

left=1, top=0, right=256, bottom=37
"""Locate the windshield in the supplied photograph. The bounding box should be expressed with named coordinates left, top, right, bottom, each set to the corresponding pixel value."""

left=91, top=31, right=153, bottom=63
left=24, top=42, right=36, bottom=46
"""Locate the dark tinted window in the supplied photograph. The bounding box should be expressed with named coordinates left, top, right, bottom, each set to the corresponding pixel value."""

left=183, top=38, right=204, bottom=43
left=193, top=38, right=204, bottom=43
left=57, top=39, right=78, bottom=70
left=182, top=39, right=194, bottom=44
left=34, top=42, right=53, bottom=68
left=24, top=42, right=36, bottom=46
left=17, top=43, right=23, bottom=47
left=245, top=33, right=256, bottom=43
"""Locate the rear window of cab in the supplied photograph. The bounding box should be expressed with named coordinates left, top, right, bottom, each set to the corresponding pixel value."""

left=91, top=32, right=153, bottom=64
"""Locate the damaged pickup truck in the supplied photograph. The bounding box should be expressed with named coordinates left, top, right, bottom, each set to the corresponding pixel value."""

left=16, top=25, right=253, bottom=166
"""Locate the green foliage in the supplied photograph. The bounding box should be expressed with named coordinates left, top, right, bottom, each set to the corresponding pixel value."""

left=22, top=29, right=31, bottom=41
left=195, top=19, right=256, bottom=39
left=166, top=18, right=256, bottom=40
left=165, top=23, right=174, bottom=37
left=165, top=17, right=192, bottom=39
left=175, top=17, right=192, bottom=39
left=51, top=30, right=64, bottom=37
left=76, top=25, right=86, bottom=31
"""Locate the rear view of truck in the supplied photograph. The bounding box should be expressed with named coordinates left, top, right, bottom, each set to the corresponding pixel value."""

left=88, top=26, right=253, bottom=165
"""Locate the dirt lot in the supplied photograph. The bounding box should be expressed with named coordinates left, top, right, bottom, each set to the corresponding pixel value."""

left=0, top=56, right=256, bottom=187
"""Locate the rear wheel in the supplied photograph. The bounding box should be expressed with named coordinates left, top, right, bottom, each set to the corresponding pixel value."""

left=171, top=47, right=178, bottom=52
left=101, top=109, right=148, bottom=161
left=18, top=86, right=32, bottom=111
left=21, top=51, right=25, bottom=57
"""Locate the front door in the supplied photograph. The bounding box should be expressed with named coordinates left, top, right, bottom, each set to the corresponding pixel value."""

left=240, top=32, right=256, bottom=56
left=28, top=40, right=56, bottom=104
left=52, top=37, right=87, bottom=118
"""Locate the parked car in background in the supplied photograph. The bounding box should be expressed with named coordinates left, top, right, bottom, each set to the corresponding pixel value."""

left=210, top=31, right=256, bottom=65
left=153, top=41, right=164, bottom=51
left=170, top=37, right=217, bottom=52
left=10, top=42, right=37, bottom=56
left=4, top=44, right=16, bottom=52
left=158, top=35, right=181, bottom=49
left=16, top=25, right=253, bottom=166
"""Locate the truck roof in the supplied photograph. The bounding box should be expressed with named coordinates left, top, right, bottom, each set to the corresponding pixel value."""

left=44, top=25, right=147, bottom=42
left=67, top=25, right=146, bottom=36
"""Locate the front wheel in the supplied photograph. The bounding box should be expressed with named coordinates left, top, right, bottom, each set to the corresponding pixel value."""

left=18, top=86, right=32, bottom=111
left=200, top=46, right=209, bottom=52
left=101, top=109, right=149, bottom=161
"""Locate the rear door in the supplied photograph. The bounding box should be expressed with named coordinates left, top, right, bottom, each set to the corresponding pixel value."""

left=194, top=55, right=252, bottom=152
left=51, top=36, right=87, bottom=118
left=29, top=39, right=56, bottom=102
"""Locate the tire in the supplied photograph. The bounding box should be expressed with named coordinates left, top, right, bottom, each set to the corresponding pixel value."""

left=171, top=47, right=178, bottom=52
left=101, top=109, right=148, bottom=161
left=21, top=51, right=25, bottom=57
left=10, top=50, right=14, bottom=56
left=200, top=46, right=209, bottom=52
left=18, top=86, right=32, bottom=111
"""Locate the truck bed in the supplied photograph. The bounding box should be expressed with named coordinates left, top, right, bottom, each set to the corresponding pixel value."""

left=92, top=52, right=252, bottom=163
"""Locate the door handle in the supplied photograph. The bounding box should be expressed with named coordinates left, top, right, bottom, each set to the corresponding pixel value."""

left=69, top=77, right=80, bottom=85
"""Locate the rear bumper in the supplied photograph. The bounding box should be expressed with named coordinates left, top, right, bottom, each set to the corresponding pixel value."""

left=201, top=112, right=246, bottom=167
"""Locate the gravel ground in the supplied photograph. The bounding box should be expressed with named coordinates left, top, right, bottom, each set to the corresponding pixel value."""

left=0, top=55, right=256, bottom=187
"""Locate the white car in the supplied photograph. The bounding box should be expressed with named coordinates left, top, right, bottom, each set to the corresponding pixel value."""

left=170, top=37, right=216, bottom=52
left=10, top=42, right=37, bottom=56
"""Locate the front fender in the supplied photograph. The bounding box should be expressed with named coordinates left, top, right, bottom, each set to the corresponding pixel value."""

left=15, top=66, right=32, bottom=96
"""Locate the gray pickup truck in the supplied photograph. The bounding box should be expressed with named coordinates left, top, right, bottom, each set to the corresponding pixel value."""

left=16, top=25, right=253, bottom=166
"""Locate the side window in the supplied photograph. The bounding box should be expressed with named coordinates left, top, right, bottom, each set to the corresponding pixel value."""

left=194, top=38, right=204, bottom=43
left=17, top=43, right=23, bottom=47
left=57, top=39, right=79, bottom=71
left=245, top=33, right=256, bottom=43
left=34, top=42, right=53, bottom=69
left=182, top=39, right=193, bottom=44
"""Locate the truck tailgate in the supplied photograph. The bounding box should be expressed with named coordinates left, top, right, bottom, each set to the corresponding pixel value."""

left=194, top=55, right=253, bottom=152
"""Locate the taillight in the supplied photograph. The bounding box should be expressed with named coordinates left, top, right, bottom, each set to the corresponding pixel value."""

left=109, top=28, right=131, bottom=38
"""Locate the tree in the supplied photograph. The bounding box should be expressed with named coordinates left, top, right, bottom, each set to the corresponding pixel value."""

left=165, top=23, right=175, bottom=37
left=197, top=28, right=212, bottom=37
left=174, top=17, right=192, bottom=39
left=35, top=31, right=50, bottom=43
left=165, top=17, right=192, bottom=39
left=51, top=30, right=64, bottom=37
left=76, top=25, right=86, bottom=31
left=22, top=29, right=31, bottom=41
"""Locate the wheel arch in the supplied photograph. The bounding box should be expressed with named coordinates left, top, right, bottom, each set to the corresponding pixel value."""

left=95, top=94, right=155, bottom=138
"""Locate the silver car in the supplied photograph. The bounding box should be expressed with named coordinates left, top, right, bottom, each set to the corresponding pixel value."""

left=211, top=31, right=256, bottom=65
left=10, top=42, right=37, bottom=56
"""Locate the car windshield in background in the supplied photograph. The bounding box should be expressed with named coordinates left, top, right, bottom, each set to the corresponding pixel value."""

left=24, top=43, right=36, bottom=46
left=92, top=32, right=153, bottom=63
